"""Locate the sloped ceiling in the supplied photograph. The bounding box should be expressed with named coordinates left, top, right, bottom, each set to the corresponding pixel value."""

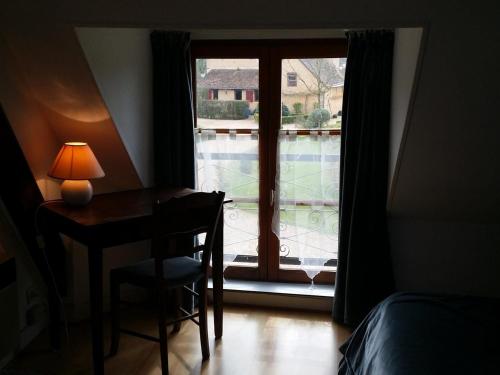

left=0, top=25, right=142, bottom=196
left=76, top=27, right=154, bottom=188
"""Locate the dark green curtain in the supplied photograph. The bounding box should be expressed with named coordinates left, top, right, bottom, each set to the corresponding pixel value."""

left=150, top=31, right=197, bottom=311
left=151, top=31, right=195, bottom=188
left=333, top=31, right=395, bottom=327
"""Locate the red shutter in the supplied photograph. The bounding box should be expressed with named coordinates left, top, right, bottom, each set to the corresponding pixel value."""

left=245, top=90, right=254, bottom=102
left=208, top=90, right=213, bottom=100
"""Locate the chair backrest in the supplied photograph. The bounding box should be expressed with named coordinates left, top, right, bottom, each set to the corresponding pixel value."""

left=151, top=191, right=225, bottom=277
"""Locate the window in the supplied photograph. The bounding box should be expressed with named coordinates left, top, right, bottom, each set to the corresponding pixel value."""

left=192, top=40, right=347, bottom=284
left=287, top=72, right=297, bottom=87
left=208, top=89, right=219, bottom=100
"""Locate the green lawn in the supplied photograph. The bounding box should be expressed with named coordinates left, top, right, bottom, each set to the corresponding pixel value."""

left=198, top=135, right=340, bottom=235
left=214, top=135, right=340, bottom=201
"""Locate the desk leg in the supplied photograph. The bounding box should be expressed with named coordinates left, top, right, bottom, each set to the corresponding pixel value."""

left=213, top=217, right=223, bottom=339
left=88, top=247, right=104, bottom=375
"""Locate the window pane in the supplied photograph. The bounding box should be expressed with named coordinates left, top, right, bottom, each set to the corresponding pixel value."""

left=277, top=58, right=345, bottom=279
left=196, top=59, right=259, bottom=130
left=277, top=133, right=340, bottom=274
left=281, top=58, right=344, bottom=130
left=195, top=59, right=260, bottom=269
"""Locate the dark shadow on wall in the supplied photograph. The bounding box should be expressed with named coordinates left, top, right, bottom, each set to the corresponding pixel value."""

left=0, top=104, right=66, bottom=294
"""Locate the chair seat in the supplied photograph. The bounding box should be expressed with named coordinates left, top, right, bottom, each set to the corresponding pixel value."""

left=111, top=256, right=204, bottom=288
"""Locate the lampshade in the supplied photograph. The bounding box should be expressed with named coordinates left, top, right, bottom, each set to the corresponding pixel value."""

left=48, top=142, right=105, bottom=180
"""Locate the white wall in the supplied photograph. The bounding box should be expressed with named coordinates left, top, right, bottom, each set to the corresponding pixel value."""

left=388, top=27, right=423, bottom=194
left=62, top=29, right=154, bottom=318
left=0, top=34, right=61, bottom=200
left=65, top=239, right=150, bottom=320
left=390, top=218, right=500, bottom=297
left=0, top=25, right=143, bottom=195
left=76, top=28, right=154, bottom=187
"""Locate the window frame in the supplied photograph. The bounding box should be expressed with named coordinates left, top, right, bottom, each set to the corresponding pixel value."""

left=192, top=39, right=347, bottom=284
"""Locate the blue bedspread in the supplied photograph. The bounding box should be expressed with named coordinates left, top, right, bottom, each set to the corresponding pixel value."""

left=338, top=292, right=500, bottom=374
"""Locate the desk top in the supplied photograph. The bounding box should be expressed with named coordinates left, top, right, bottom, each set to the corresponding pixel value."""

left=39, top=187, right=194, bottom=228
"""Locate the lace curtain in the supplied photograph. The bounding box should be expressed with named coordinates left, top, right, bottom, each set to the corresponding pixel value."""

left=195, top=129, right=260, bottom=273
left=272, top=130, right=340, bottom=285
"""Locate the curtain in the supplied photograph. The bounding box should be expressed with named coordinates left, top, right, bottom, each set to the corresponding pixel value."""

left=272, top=130, right=340, bottom=287
left=195, top=129, right=260, bottom=275
left=150, top=31, right=196, bottom=311
left=151, top=31, right=195, bottom=188
left=333, top=30, right=395, bottom=327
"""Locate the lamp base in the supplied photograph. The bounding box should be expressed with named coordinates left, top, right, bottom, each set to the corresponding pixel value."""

left=61, top=180, right=93, bottom=205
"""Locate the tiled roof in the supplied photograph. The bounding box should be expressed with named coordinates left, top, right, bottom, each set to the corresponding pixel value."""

left=198, top=69, right=259, bottom=90
left=300, top=59, right=345, bottom=87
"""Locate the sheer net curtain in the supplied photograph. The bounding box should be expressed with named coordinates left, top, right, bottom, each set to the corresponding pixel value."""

left=195, top=129, right=260, bottom=277
left=272, top=130, right=340, bottom=287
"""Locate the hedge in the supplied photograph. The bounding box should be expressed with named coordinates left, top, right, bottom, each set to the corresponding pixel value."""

left=198, top=100, right=250, bottom=120
left=281, top=115, right=306, bottom=125
left=255, top=114, right=307, bottom=125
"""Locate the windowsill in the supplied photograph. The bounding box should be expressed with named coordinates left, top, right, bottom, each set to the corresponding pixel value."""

left=208, top=279, right=334, bottom=298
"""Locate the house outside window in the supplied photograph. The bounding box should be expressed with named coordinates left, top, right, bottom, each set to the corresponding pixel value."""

left=234, top=89, right=242, bottom=100
left=287, top=72, right=297, bottom=87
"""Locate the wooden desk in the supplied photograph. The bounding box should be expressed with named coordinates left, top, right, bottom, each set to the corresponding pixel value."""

left=39, top=187, right=224, bottom=375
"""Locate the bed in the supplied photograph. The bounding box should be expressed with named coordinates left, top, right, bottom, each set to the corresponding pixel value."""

left=338, top=292, right=500, bottom=374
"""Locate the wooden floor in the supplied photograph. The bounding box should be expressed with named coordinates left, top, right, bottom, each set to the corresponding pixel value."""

left=7, top=305, right=351, bottom=375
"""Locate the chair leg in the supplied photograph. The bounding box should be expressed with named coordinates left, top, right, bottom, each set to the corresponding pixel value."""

left=158, top=289, right=169, bottom=374
left=198, top=284, right=210, bottom=360
left=172, top=288, right=182, bottom=333
left=109, top=275, right=121, bottom=357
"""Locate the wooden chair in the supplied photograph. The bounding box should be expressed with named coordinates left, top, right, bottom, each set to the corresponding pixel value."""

left=108, top=191, right=225, bottom=374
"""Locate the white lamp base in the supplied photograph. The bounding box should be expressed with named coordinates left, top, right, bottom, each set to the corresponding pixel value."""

left=61, top=180, right=93, bottom=205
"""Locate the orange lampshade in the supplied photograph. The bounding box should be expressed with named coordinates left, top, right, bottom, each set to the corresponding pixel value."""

left=48, top=142, right=105, bottom=180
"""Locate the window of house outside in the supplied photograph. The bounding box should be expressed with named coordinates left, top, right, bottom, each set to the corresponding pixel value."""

left=287, top=72, right=297, bottom=87
left=234, top=89, right=242, bottom=100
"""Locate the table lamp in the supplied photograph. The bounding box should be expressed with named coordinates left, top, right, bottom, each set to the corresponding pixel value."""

left=48, top=142, right=105, bottom=205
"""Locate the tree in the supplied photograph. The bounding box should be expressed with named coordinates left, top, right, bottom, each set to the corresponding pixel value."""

left=196, top=58, right=207, bottom=79
left=305, top=108, right=331, bottom=129
left=284, top=59, right=338, bottom=111
left=196, top=59, right=208, bottom=102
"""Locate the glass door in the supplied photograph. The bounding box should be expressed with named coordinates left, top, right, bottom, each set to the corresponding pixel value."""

left=192, top=42, right=270, bottom=280
left=273, top=57, right=344, bottom=286
left=192, top=40, right=347, bottom=284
